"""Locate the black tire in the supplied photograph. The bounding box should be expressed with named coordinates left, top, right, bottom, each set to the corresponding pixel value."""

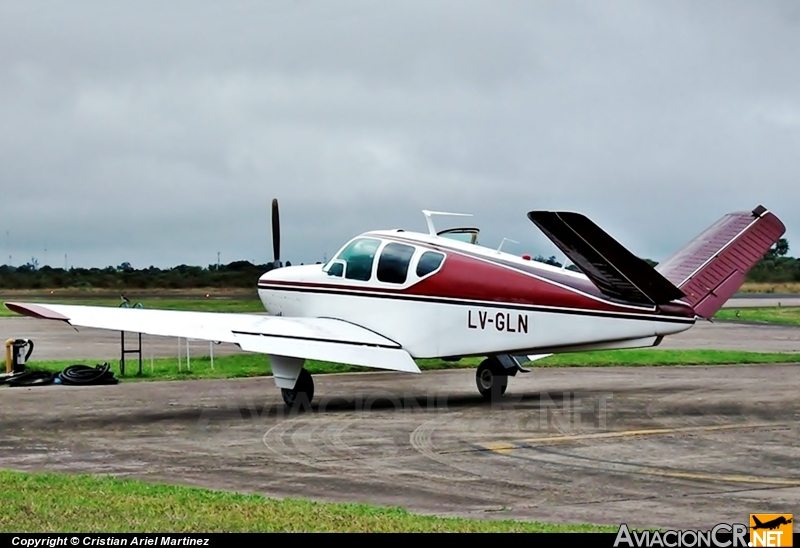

left=476, top=358, right=508, bottom=400
left=281, top=368, right=314, bottom=407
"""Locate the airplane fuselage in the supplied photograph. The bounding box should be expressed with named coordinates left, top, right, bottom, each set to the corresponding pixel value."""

left=257, top=230, right=697, bottom=359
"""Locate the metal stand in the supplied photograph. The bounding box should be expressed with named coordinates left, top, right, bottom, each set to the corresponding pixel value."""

left=120, top=331, right=142, bottom=376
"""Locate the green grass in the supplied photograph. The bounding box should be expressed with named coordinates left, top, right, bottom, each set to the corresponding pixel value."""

left=715, top=306, right=800, bottom=326
left=0, top=470, right=614, bottom=532
left=533, top=349, right=800, bottom=366
left=0, top=297, right=265, bottom=316
left=7, top=349, right=798, bottom=382
left=739, top=282, right=800, bottom=294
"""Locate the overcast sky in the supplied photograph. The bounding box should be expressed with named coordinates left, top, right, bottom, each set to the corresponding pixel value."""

left=1, top=1, right=798, bottom=270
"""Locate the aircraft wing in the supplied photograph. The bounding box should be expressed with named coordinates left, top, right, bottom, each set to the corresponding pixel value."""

left=4, top=302, right=420, bottom=374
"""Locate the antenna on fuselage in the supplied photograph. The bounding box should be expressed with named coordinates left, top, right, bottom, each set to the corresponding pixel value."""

left=421, top=210, right=473, bottom=236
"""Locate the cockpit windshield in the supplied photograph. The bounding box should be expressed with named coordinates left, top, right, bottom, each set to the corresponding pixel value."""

left=324, top=236, right=447, bottom=284
left=325, top=237, right=381, bottom=281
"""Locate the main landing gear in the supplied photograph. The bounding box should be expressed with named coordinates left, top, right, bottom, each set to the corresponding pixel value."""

left=270, top=356, right=315, bottom=408
left=475, top=355, right=529, bottom=400
left=281, top=368, right=314, bottom=407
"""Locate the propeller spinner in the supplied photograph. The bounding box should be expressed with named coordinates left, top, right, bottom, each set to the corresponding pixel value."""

left=272, top=198, right=281, bottom=269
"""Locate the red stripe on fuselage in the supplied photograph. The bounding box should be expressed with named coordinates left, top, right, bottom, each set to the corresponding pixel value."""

left=403, top=251, right=640, bottom=313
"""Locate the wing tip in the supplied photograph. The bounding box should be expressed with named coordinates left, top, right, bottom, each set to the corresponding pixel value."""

left=4, top=302, right=69, bottom=321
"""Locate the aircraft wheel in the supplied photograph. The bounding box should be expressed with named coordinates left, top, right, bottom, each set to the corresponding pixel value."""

left=476, top=358, right=508, bottom=400
left=281, top=368, right=315, bottom=407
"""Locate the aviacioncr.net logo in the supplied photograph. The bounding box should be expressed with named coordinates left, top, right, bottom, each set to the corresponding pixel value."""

left=749, top=514, right=793, bottom=548
left=613, top=523, right=751, bottom=547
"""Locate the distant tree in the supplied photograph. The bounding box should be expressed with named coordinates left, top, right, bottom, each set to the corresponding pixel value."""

left=766, top=238, right=789, bottom=260
left=532, top=255, right=562, bottom=267
left=18, top=257, right=38, bottom=272
left=226, top=260, right=255, bottom=271
left=747, top=238, right=799, bottom=283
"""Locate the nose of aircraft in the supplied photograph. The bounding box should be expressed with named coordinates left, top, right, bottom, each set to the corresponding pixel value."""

left=257, top=263, right=322, bottom=316
left=259, top=266, right=286, bottom=282
left=257, top=267, right=289, bottom=316
left=258, top=262, right=322, bottom=284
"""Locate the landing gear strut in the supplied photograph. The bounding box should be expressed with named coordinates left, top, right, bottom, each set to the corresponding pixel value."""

left=476, top=357, right=508, bottom=400
left=281, top=368, right=315, bottom=407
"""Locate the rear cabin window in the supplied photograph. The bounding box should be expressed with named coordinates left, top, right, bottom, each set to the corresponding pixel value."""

left=377, top=242, right=416, bottom=284
left=416, top=251, right=444, bottom=277
left=332, top=237, right=381, bottom=281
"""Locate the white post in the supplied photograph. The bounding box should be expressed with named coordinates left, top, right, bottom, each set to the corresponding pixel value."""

left=210, top=341, right=214, bottom=370
left=186, top=339, right=191, bottom=370
left=177, top=337, right=182, bottom=370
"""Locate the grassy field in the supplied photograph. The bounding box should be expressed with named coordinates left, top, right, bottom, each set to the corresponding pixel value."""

left=0, top=288, right=257, bottom=297
left=715, top=306, right=800, bottom=326
left=0, top=294, right=263, bottom=316
left=0, top=470, right=615, bottom=533
left=738, top=282, right=800, bottom=293
left=6, top=349, right=798, bottom=382
left=4, top=282, right=800, bottom=294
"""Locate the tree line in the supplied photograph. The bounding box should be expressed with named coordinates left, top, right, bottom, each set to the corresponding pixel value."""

left=0, top=239, right=796, bottom=289
left=0, top=260, right=301, bottom=290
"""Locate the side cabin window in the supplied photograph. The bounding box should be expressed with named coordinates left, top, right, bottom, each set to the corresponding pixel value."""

left=377, top=242, right=416, bottom=284
left=327, top=237, right=381, bottom=281
left=416, top=251, right=444, bottom=277
left=326, top=239, right=445, bottom=284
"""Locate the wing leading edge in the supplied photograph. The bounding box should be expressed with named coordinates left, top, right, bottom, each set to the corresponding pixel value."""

left=3, top=302, right=420, bottom=374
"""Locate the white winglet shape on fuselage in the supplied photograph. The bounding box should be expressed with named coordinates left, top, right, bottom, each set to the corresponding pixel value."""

left=526, top=354, right=553, bottom=362
left=3, top=302, right=420, bottom=374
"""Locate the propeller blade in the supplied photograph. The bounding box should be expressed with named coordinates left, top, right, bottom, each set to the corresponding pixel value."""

left=271, top=198, right=281, bottom=267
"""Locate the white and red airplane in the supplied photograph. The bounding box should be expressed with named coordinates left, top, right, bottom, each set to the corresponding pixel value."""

left=4, top=201, right=785, bottom=407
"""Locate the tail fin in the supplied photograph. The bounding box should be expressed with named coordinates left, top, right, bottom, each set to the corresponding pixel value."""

left=656, top=205, right=785, bottom=319
left=753, top=516, right=763, bottom=528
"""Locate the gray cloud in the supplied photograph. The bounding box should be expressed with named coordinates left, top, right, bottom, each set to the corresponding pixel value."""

left=1, top=0, right=798, bottom=270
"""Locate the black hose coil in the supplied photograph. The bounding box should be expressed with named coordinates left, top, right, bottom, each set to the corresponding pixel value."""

left=58, top=363, right=119, bottom=385
left=1, top=370, right=56, bottom=387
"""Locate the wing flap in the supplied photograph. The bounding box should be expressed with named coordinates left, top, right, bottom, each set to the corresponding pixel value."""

left=234, top=333, right=419, bottom=373
left=4, top=302, right=419, bottom=373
